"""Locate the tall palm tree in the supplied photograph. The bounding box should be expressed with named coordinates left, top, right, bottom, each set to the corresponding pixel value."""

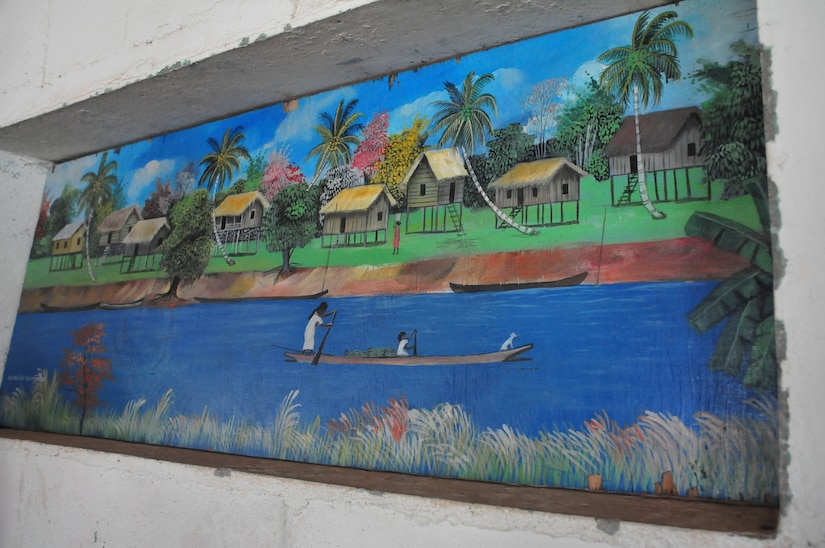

left=598, top=10, right=693, bottom=220
left=78, top=151, right=117, bottom=282
left=430, top=71, right=536, bottom=235
left=198, top=125, right=250, bottom=265
left=305, top=99, right=364, bottom=182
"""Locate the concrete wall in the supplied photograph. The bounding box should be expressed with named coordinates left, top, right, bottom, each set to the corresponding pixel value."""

left=1, top=0, right=823, bottom=545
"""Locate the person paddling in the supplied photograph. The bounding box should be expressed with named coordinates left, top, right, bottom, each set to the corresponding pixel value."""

left=302, top=302, right=333, bottom=354
left=396, top=329, right=417, bottom=357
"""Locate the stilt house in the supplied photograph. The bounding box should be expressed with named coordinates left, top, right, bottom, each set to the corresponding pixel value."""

left=50, top=221, right=86, bottom=271
left=603, top=107, right=705, bottom=205
left=319, top=184, right=397, bottom=247
left=121, top=217, right=170, bottom=272
left=97, top=205, right=143, bottom=257
left=402, top=149, right=467, bottom=234
left=489, top=158, right=588, bottom=227
left=213, top=191, right=270, bottom=254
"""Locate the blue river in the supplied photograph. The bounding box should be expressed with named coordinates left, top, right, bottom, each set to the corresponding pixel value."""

left=1, top=281, right=765, bottom=435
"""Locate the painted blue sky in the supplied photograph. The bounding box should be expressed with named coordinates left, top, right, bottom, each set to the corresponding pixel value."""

left=46, top=0, right=759, bottom=214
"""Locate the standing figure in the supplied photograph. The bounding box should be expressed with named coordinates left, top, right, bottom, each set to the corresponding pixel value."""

left=392, top=221, right=401, bottom=255
left=303, top=302, right=332, bottom=354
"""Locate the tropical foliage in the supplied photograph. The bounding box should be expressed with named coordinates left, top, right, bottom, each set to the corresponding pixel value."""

left=157, top=189, right=214, bottom=299
left=598, top=10, right=694, bottom=219
left=693, top=39, right=766, bottom=199
left=305, top=99, right=364, bottom=181
left=261, top=183, right=321, bottom=273
left=685, top=175, right=776, bottom=391
left=430, top=71, right=498, bottom=155
left=198, top=125, right=251, bottom=265
left=60, top=322, right=113, bottom=434
left=78, top=151, right=119, bottom=281
left=372, top=116, right=428, bottom=204
left=261, top=145, right=306, bottom=201
left=522, top=77, right=569, bottom=159
left=351, top=112, right=390, bottom=181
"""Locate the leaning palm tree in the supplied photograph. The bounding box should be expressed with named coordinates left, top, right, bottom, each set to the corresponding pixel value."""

left=305, top=98, right=364, bottom=183
left=598, top=10, right=693, bottom=220
left=198, top=125, right=250, bottom=266
left=78, top=151, right=118, bottom=282
left=430, top=71, right=536, bottom=235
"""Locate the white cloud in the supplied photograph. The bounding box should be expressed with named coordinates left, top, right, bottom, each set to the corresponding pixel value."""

left=128, top=158, right=175, bottom=203
left=272, top=87, right=358, bottom=146
left=388, top=90, right=443, bottom=134
left=492, top=67, right=527, bottom=90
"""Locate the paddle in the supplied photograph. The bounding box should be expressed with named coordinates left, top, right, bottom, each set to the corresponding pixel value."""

left=411, top=329, right=418, bottom=356
left=312, top=310, right=337, bottom=366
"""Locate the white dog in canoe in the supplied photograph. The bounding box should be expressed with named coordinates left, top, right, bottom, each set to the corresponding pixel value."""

left=500, top=332, right=518, bottom=351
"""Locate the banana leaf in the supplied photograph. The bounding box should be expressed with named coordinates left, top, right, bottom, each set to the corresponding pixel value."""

left=743, top=317, right=778, bottom=391
left=687, top=266, right=773, bottom=333
left=685, top=211, right=772, bottom=273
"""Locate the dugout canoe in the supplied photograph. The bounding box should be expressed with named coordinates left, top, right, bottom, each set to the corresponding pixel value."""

left=284, top=343, right=533, bottom=366
left=40, top=302, right=101, bottom=313
left=449, top=271, right=588, bottom=293
left=195, top=289, right=329, bottom=303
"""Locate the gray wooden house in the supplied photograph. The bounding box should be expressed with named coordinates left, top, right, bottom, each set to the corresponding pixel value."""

left=603, top=107, right=705, bottom=205
left=319, top=184, right=397, bottom=247
left=402, top=148, right=467, bottom=233
left=213, top=191, right=270, bottom=254
left=50, top=221, right=86, bottom=271
left=121, top=217, right=170, bottom=272
left=489, top=158, right=588, bottom=227
left=97, top=205, right=143, bottom=258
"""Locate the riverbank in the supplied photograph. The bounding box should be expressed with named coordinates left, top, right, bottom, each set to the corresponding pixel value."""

left=20, top=237, right=748, bottom=313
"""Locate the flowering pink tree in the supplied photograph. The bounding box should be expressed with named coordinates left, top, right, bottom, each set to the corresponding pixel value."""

left=351, top=112, right=389, bottom=182
left=261, top=145, right=306, bottom=201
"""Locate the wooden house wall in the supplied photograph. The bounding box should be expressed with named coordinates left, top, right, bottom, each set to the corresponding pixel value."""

left=609, top=122, right=704, bottom=176
left=436, top=179, right=464, bottom=205
left=406, top=167, right=439, bottom=208
left=322, top=197, right=390, bottom=236
left=494, top=176, right=581, bottom=209
left=98, top=210, right=140, bottom=247
left=53, top=232, right=85, bottom=256
left=241, top=201, right=265, bottom=229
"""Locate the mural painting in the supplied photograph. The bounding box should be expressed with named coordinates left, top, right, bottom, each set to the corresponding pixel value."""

left=1, top=0, right=777, bottom=506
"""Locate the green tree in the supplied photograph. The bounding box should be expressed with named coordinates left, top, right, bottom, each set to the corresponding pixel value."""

left=598, top=10, right=693, bottom=219
left=305, top=98, right=364, bottom=182
left=372, top=116, right=428, bottom=205
left=430, top=72, right=537, bottom=235
left=261, top=183, right=321, bottom=274
left=78, top=151, right=118, bottom=282
left=684, top=175, right=775, bottom=391
left=693, top=40, right=766, bottom=199
left=157, top=189, right=214, bottom=300
left=198, top=125, right=250, bottom=266
left=555, top=78, right=625, bottom=181
left=242, top=151, right=267, bottom=192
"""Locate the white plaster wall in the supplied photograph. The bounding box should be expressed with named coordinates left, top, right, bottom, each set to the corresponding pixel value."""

left=1, top=0, right=824, bottom=545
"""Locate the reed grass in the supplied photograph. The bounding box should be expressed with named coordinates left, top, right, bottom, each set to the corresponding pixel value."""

left=0, top=374, right=779, bottom=502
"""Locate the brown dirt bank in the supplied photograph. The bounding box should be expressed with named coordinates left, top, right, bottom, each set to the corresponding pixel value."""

left=21, top=238, right=748, bottom=314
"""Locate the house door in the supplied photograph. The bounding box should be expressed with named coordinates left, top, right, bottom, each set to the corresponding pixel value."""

left=630, top=155, right=639, bottom=174
left=449, top=182, right=456, bottom=203
left=517, top=188, right=524, bottom=206
left=339, top=217, right=346, bottom=234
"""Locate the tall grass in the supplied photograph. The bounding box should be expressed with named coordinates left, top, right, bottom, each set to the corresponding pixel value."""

left=0, top=373, right=779, bottom=502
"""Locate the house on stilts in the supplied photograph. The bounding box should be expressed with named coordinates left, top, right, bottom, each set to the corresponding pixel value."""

left=488, top=158, right=588, bottom=228
left=319, top=184, right=396, bottom=248
left=402, top=148, right=467, bottom=234
left=213, top=191, right=270, bottom=255
left=49, top=221, right=86, bottom=271
left=603, top=107, right=706, bottom=206
left=97, top=205, right=143, bottom=262
left=120, top=217, right=171, bottom=273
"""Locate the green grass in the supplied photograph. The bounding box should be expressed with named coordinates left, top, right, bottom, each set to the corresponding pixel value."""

left=22, top=171, right=763, bottom=289
left=0, top=372, right=779, bottom=502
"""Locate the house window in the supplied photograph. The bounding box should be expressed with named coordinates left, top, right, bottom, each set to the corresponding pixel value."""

left=63, top=242, right=68, bottom=249
left=157, top=237, right=164, bottom=247
left=687, top=142, right=697, bottom=156
left=107, top=232, right=113, bottom=244
left=532, top=187, right=538, bottom=198
left=562, top=183, right=570, bottom=195
left=506, top=189, right=512, bottom=199
left=377, top=212, right=383, bottom=222
left=76, top=237, right=81, bottom=245
left=250, top=209, right=256, bottom=220
left=420, top=183, right=426, bottom=196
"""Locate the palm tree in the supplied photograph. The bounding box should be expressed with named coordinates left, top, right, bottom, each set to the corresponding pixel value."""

left=598, top=10, right=693, bottom=220
left=78, top=151, right=118, bottom=282
left=198, top=125, right=250, bottom=265
left=305, top=99, right=364, bottom=182
left=430, top=71, right=537, bottom=235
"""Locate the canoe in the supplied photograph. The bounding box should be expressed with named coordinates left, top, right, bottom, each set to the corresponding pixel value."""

left=284, top=343, right=533, bottom=366
left=99, top=298, right=145, bottom=310
left=194, top=289, right=329, bottom=303
left=449, top=271, right=588, bottom=293
left=40, top=302, right=101, bottom=313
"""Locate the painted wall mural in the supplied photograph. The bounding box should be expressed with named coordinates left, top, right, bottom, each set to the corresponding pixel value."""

left=1, top=0, right=777, bottom=505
